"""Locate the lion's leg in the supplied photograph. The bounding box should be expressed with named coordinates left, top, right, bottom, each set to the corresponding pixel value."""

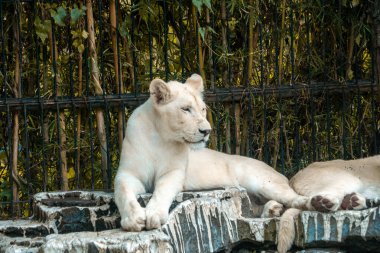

left=145, top=169, right=185, bottom=230
left=340, top=192, right=367, bottom=210
left=114, top=172, right=146, bottom=231
left=308, top=182, right=362, bottom=212
left=261, top=200, right=285, bottom=218
left=237, top=166, right=310, bottom=209
left=259, top=183, right=310, bottom=209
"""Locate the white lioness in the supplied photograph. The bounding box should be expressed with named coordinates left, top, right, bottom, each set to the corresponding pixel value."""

left=114, top=74, right=309, bottom=232
left=278, top=155, right=380, bottom=253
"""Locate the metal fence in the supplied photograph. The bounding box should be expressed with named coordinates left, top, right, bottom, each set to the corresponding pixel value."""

left=1, top=0, right=380, bottom=219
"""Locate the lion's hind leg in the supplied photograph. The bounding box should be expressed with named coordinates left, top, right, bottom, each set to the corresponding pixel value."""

left=341, top=192, right=367, bottom=210
left=309, top=194, right=341, bottom=212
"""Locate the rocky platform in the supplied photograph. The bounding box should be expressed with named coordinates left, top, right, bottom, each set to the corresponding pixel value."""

left=0, top=188, right=379, bottom=253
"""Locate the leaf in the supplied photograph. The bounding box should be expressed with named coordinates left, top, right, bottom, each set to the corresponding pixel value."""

left=78, top=44, right=85, bottom=54
left=52, top=6, right=67, bottom=27
left=203, top=0, right=212, bottom=10
left=81, top=30, right=89, bottom=39
left=355, top=34, right=361, bottom=46
left=198, top=27, right=205, bottom=41
left=119, top=20, right=129, bottom=38
left=347, top=69, right=354, bottom=80
left=192, top=0, right=203, bottom=13
left=36, top=31, right=48, bottom=43
left=70, top=4, right=86, bottom=24
left=34, top=17, right=51, bottom=44
left=70, top=7, right=82, bottom=24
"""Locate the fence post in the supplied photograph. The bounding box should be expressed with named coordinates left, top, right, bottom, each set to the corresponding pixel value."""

left=372, top=1, right=380, bottom=101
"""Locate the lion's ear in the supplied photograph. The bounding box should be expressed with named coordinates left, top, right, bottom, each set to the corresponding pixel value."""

left=186, top=74, right=204, bottom=94
left=149, top=78, right=172, bottom=105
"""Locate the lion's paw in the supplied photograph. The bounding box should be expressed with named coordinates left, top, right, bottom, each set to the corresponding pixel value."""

left=261, top=200, right=284, bottom=218
left=145, top=207, right=168, bottom=230
left=341, top=192, right=366, bottom=210
left=120, top=206, right=146, bottom=232
left=310, top=194, right=340, bottom=212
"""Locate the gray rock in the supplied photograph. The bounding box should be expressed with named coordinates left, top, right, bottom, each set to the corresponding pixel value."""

left=0, top=188, right=379, bottom=253
left=294, top=207, right=380, bottom=252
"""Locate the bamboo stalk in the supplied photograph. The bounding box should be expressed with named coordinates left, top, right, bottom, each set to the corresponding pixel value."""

left=346, top=24, right=354, bottom=80
left=47, top=20, right=68, bottom=191
left=278, top=0, right=286, bottom=85
left=221, top=0, right=228, bottom=85
left=234, top=104, right=241, bottom=155
left=76, top=37, right=83, bottom=187
left=86, top=0, right=109, bottom=188
left=247, top=0, right=256, bottom=82
left=191, top=4, right=216, bottom=149
left=11, top=9, right=21, bottom=216
left=192, top=5, right=206, bottom=81
left=110, top=0, right=124, bottom=151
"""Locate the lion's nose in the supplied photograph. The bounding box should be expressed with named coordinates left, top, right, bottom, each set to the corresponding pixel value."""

left=199, top=128, right=211, bottom=136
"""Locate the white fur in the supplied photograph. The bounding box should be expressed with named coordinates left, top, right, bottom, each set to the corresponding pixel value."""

left=278, top=155, right=380, bottom=253
left=114, top=74, right=309, bottom=232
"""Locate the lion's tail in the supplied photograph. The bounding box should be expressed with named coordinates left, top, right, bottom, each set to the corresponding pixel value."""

left=277, top=208, right=301, bottom=253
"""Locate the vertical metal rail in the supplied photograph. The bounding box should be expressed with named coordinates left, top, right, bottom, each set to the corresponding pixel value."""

left=339, top=3, right=348, bottom=160
left=51, top=21, right=63, bottom=189
left=274, top=0, right=285, bottom=173
left=68, top=22, right=79, bottom=189
left=322, top=0, right=332, bottom=160
left=41, top=45, right=48, bottom=191
left=84, top=42, right=96, bottom=190
left=115, top=0, right=126, bottom=141
left=289, top=0, right=300, bottom=171
left=370, top=27, right=378, bottom=155
left=131, top=0, right=139, bottom=95
left=147, top=0, right=153, bottom=80
left=97, top=0, right=112, bottom=190
left=32, top=1, right=46, bottom=193
left=23, top=105, right=31, bottom=215
left=163, top=0, right=169, bottom=81
left=259, top=0, right=269, bottom=164
left=354, top=50, right=363, bottom=158
left=179, top=0, right=185, bottom=80
left=6, top=104, right=13, bottom=217
left=306, top=7, right=316, bottom=163
left=0, top=2, right=5, bottom=99
left=244, top=7, right=254, bottom=158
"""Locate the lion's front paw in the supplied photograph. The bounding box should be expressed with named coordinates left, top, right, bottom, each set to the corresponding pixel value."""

left=120, top=205, right=146, bottom=232
left=145, top=207, right=168, bottom=230
left=341, top=192, right=366, bottom=210
left=261, top=200, right=284, bottom=218
left=310, top=194, right=340, bottom=212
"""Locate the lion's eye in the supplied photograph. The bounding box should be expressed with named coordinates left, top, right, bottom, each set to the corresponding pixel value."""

left=202, top=107, right=206, bottom=112
left=181, top=106, right=191, bottom=113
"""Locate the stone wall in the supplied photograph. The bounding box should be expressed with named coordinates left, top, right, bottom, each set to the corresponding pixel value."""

left=0, top=188, right=379, bottom=253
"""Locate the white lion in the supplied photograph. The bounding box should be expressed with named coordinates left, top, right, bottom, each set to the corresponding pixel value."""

left=277, top=155, right=380, bottom=253
left=114, top=74, right=309, bottom=232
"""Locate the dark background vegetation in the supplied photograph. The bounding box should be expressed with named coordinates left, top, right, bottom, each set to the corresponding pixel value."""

left=0, top=0, right=380, bottom=218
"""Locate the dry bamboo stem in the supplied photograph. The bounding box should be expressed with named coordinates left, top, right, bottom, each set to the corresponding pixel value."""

left=278, top=0, right=286, bottom=85
left=11, top=11, right=21, bottom=215
left=110, top=0, right=124, bottom=151
left=87, top=0, right=109, bottom=188
left=47, top=19, right=68, bottom=191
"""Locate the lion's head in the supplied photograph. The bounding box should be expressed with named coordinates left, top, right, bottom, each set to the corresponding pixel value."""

left=149, top=74, right=211, bottom=149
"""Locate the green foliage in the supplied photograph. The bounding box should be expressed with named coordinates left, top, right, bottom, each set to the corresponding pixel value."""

left=192, top=0, right=212, bottom=13
left=34, top=17, right=51, bottom=44
left=50, top=6, right=67, bottom=27
left=70, top=4, right=87, bottom=25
